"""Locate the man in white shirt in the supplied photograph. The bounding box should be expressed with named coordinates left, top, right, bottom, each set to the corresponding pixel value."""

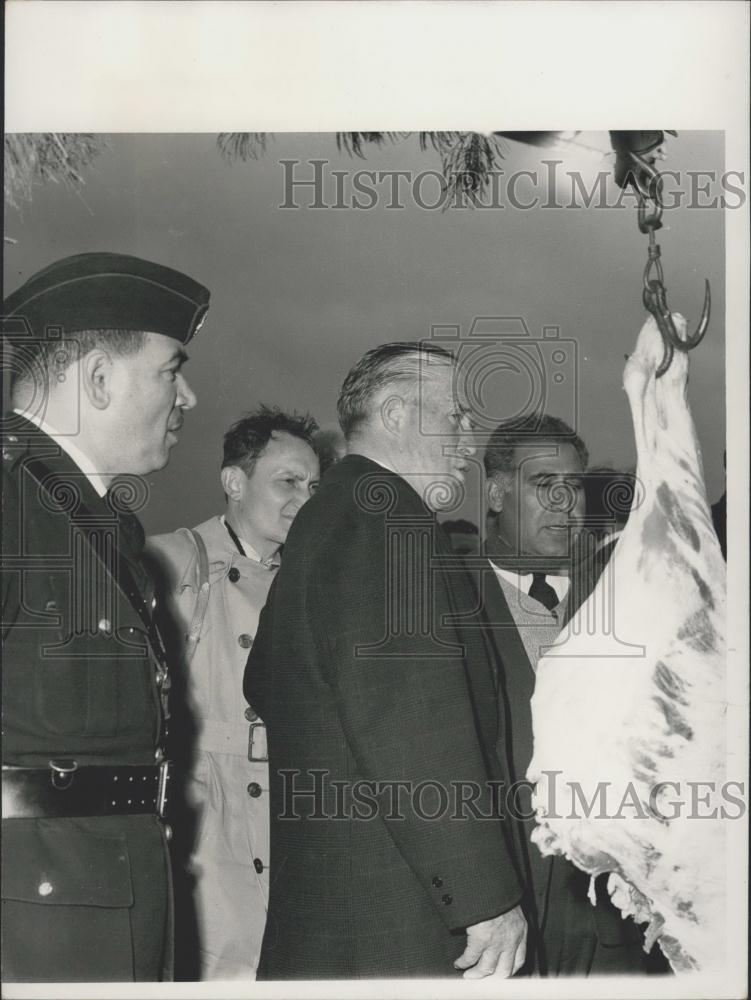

left=481, top=414, right=652, bottom=976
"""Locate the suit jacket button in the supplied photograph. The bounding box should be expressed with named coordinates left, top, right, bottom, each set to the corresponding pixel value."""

left=247, top=782, right=262, bottom=798
left=228, top=567, right=240, bottom=583
left=238, top=633, right=253, bottom=649
left=253, top=857, right=264, bottom=873
left=432, top=876, right=443, bottom=888
left=441, top=894, right=453, bottom=906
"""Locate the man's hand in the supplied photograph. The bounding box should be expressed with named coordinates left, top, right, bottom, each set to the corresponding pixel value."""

left=454, top=904, right=527, bottom=979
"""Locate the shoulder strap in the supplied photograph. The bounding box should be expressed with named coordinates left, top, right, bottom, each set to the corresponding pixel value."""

left=179, top=527, right=211, bottom=664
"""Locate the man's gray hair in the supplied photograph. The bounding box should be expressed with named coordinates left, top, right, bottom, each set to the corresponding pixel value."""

left=484, top=414, right=589, bottom=478
left=337, top=341, right=455, bottom=440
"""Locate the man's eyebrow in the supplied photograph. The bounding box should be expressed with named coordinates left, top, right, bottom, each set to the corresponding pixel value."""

left=529, top=471, right=582, bottom=481
left=168, top=348, right=189, bottom=366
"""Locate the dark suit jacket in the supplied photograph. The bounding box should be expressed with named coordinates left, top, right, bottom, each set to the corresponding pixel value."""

left=1, top=417, right=171, bottom=982
left=244, top=454, right=523, bottom=979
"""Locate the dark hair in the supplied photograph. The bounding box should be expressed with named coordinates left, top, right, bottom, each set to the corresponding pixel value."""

left=483, top=414, right=589, bottom=478
left=222, top=404, right=320, bottom=474
left=337, top=341, right=455, bottom=440
left=10, top=328, right=147, bottom=393
left=312, top=427, right=347, bottom=475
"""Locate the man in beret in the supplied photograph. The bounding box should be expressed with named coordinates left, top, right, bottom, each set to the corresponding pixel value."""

left=1, top=252, right=209, bottom=982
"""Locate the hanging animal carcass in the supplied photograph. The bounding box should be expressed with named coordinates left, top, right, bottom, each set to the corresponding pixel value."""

left=527, top=314, right=727, bottom=973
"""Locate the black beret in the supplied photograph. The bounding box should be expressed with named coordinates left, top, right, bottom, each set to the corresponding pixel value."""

left=3, top=252, right=210, bottom=345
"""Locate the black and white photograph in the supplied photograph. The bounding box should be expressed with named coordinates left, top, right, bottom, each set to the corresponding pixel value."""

left=2, top=3, right=748, bottom=998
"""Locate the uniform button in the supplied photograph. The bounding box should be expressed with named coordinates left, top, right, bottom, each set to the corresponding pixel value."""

left=7, top=435, right=18, bottom=444
left=245, top=706, right=259, bottom=722
left=155, top=748, right=165, bottom=762
left=441, top=894, right=453, bottom=906
left=238, top=633, right=253, bottom=649
left=38, top=881, right=53, bottom=897
left=3, top=449, right=12, bottom=462
left=228, top=567, right=240, bottom=583
left=163, top=824, right=173, bottom=842
left=247, top=782, right=262, bottom=798
left=253, top=858, right=264, bottom=874
left=97, top=618, right=112, bottom=634
left=432, top=876, right=443, bottom=889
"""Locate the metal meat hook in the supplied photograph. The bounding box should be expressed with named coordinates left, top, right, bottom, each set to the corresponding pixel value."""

left=643, top=273, right=711, bottom=378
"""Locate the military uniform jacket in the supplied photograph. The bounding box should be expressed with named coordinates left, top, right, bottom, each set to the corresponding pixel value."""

left=243, top=454, right=523, bottom=979
left=1, top=417, right=172, bottom=983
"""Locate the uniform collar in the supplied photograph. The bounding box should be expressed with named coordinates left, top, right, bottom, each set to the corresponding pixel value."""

left=13, top=408, right=109, bottom=497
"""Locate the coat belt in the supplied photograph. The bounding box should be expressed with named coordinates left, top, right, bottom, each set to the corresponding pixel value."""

left=2, top=761, right=171, bottom=819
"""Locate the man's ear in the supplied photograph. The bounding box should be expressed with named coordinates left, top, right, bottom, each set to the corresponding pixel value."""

left=486, top=475, right=507, bottom=513
left=379, top=394, right=406, bottom=436
left=80, top=350, right=113, bottom=410
left=221, top=465, right=246, bottom=503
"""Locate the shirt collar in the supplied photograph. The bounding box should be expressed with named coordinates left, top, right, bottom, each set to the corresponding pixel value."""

left=14, top=408, right=109, bottom=498
left=220, top=515, right=280, bottom=569
left=488, top=559, right=570, bottom=603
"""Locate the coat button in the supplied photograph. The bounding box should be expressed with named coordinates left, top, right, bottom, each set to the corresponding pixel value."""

left=441, top=894, right=453, bottom=906
left=247, top=782, right=262, bottom=798
left=431, top=876, right=443, bottom=889
left=245, top=706, right=259, bottom=722
left=97, top=618, right=112, bottom=634
left=228, top=567, right=240, bottom=583
left=253, top=858, right=264, bottom=874
left=238, top=633, right=253, bottom=649
left=38, top=881, right=53, bottom=897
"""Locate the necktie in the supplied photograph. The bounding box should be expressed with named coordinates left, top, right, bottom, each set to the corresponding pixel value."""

left=528, top=572, right=559, bottom=612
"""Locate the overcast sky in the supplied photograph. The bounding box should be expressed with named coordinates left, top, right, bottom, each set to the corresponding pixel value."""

left=3, top=131, right=726, bottom=533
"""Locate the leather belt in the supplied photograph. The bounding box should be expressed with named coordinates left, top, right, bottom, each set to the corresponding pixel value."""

left=2, top=760, right=171, bottom=819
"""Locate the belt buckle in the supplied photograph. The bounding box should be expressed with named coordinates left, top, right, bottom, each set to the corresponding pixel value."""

left=49, top=758, right=78, bottom=791
left=156, top=760, right=171, bottom=818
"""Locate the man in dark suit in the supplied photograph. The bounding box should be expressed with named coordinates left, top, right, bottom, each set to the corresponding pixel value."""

left=1, top=252, right=209, bottom=981
left=478, top=415, right=659, bottom=975
left=244, top=341, right=527, bottom=979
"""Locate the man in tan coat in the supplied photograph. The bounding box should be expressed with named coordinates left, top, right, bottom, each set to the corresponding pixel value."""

left=145, top=405, right=319, bottom=980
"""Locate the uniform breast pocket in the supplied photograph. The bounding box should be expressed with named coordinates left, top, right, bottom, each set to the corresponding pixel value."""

left=35, top=628, right=152, bottom=740
left=1, top=818, right=137, bottom=982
